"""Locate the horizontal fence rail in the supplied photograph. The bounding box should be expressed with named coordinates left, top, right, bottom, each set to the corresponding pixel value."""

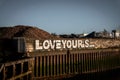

left=0, top=49, right=120, bottom=80
left=0, top=58, right=34, bottom=80
left=32, top=49, right=120, bottom=79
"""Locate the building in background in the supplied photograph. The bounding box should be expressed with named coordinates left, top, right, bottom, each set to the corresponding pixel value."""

left=85, top=29, right=111, bottom=38
left=112, top=30, right=120, bottom=38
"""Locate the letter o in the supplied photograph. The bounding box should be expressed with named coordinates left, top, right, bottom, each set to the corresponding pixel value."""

left=43, top=40, right=50, bottom=49
left=66, top=40, right=72, bottom=48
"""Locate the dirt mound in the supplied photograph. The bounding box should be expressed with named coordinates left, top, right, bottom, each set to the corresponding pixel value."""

left=0, top=25, right=55, bottom=39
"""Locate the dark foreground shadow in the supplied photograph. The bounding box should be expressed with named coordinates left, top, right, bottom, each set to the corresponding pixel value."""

left=62, top=68, right=120, bottom=80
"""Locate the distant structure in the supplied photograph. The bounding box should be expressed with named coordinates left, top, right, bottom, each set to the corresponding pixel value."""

left=59, top=33, right=88, bottom=38
left=112, top=30, right=120, bottom=38
left=86, top=29, right=110, bottom=38
left=78, top=33, right=88, bottom=38
left=54, top=29, right=120, bottom=39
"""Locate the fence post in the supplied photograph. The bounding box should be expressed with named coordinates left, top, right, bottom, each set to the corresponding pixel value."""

left=3, top=65, right=5, bottom=80
left=67, top=49, right=70, bottom=74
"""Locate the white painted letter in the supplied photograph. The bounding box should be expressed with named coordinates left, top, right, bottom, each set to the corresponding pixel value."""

left=56, top=40, right=61, bottom=49
left=72, top=40, right=77, bottom=48
left=61, top=40, right=67, bottom=49
left=66, top=40, right=72, bottom=49
left=35, top=40, right=43, bottom=50
left=85, top=39, right=89, bottom=48
left=78, top=40, right=84, bottom=48
left=43, top=40, right=50, bottom=49
left=49, top=40, right=56, bottom=49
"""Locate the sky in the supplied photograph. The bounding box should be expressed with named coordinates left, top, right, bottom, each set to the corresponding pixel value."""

left=0, top=0, right=120, bottom=34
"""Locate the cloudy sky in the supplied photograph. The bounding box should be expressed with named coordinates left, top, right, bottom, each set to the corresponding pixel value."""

left=0, top=0, right=120, bottom=34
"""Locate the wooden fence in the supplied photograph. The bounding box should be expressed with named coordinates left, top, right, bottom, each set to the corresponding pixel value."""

left=0, top=58, right=34, bottom=80
left=0, top=49, right=120, bottom=80
left=32, top=49, right=120, bottom=79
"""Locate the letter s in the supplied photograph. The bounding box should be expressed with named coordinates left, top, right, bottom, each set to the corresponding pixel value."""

left=85, top=39, right=89, bottom=48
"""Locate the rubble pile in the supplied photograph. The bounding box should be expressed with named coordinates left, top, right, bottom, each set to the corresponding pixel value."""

left=0, top=25, right=55, bottom=39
